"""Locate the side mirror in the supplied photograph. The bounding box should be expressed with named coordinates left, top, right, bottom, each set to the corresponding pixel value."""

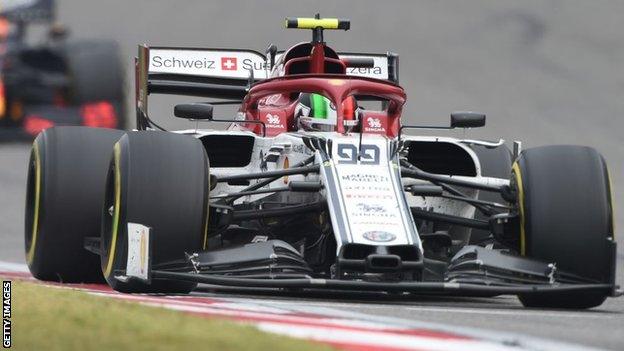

left=174, top=103, right=214, bottom=120
left=451, top=111, right=486, bottom=128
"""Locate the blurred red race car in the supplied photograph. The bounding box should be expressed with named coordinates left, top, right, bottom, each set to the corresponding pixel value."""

left=0, top=0, right=124, bottom=140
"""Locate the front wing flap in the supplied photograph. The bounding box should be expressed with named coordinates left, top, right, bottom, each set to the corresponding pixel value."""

left=121, top=232, right=619, bottom=298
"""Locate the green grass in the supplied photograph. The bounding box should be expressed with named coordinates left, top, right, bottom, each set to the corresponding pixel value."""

left=10, top=280, right=333, bottom=351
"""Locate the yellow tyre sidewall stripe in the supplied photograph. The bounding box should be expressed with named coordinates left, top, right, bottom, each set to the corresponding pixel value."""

left=104, top=143, right=122, bottom=278
left=606, top=166, right=615, bottom=237
left=26, top=141, right=42, bottom=265
left=202, top=157, right=210, bottom=250
left=511, top=162, right=527, bottom=256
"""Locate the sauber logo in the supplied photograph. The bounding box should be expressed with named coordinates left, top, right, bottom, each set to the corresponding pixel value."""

left=221, top=57, right=237, bottom=70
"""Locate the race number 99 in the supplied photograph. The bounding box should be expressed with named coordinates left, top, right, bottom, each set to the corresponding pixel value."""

left=337, top=144, right=380, bottom=165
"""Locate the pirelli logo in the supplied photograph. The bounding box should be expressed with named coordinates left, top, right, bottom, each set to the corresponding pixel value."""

left=2, top=281, right=10, bottom=348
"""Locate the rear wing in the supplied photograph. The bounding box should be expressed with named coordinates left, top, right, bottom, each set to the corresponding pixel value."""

left=341, top=52, right=399, bottom=82
left=135, top=45, right=399, bottom=129
left=273, top=51, right=399, bottom=82
left=135, top=45, right=265, bottom=129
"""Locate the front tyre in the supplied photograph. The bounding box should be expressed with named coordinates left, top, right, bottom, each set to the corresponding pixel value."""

left=25, top=127, right=125, bottom=282
left=100, top=132, right=210, bottom=293
left=512, top=145, right=615, bottom=309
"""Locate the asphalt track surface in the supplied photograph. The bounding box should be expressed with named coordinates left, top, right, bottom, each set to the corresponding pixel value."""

left=1, top=1, right=623, bottom=349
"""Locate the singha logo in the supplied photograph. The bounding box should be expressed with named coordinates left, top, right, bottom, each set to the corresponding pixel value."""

left=266, top=114, right=281, bottom=125
left=265, top=113, right=285, bottom=129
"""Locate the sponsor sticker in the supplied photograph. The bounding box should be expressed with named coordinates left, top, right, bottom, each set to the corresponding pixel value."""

left=339, top=54, right=389, bottom=80
left=272, top=52, right=389, bottom=80
left=353, top=203, right=396, bottom=219
left=2, top=281, right=10, bottom=348
left=363, top=231, right=397, bottom=242
left=363, top=116, right=386, bottom=134
left=261, top=111, right=287, bottom=136
left=266, top=113, right=281, bottom=126
left=332, top=137, right=410, bottom=245
left=149, top=48, right=267, bottom=79
left=148, top=49, right=390, bottom=80
left=126, top=223, right=151, bottom=282
left=221, top=57, right=237, bottom=70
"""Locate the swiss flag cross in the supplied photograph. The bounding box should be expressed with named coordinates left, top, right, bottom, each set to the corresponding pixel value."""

left=221, top=57, right=237, bottom=70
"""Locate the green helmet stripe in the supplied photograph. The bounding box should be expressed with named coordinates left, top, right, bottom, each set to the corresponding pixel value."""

left=311, top=94, right=328, bottom=119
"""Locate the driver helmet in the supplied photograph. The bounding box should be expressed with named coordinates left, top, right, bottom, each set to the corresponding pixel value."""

left=295, top=93, right=337, bottom=132
left=295, top=93, right=359, bottom=132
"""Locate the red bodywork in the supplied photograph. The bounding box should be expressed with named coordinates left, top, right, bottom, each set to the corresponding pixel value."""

left=236, top=42, right=406, bottom=137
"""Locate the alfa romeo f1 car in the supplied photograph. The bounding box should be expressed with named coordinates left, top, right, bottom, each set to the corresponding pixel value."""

left=24, top=17, right=618, bottom=309
left=0, top=0, right=124, bottom=140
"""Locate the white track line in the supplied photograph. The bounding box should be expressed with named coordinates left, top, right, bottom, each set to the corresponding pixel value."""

left=207, top=293, right=616, bottom=319
left=0, top=261, right=30, bottom=272
left=254, top=323, right=514, bottom=351
left=248, top=299, right=615, bottom=319
left=402, top=306, right=616, bottom=319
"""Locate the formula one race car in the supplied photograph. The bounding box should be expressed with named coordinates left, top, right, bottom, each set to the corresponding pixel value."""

left=0, top=0, right=124, bottom=140
left=24, top=16, right=618, bottom=309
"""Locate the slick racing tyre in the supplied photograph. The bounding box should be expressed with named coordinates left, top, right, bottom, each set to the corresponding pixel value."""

left=512, top=145, right=615, bottom=309
left=101, top=131, right=210, bottom=293
left=469, top=144, right=512, bottom=244
left=25, top=126, right=125, bottom=282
